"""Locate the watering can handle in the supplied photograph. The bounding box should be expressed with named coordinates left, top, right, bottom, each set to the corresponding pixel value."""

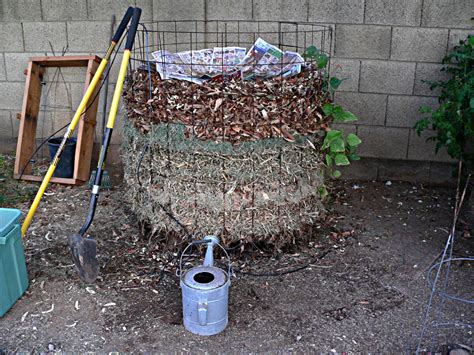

left=198, top=301, right=208, bottom=326
left=179, top=237, right=232, bottom=279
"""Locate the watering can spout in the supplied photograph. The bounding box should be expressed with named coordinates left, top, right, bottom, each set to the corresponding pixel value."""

left=203, top=235, right=219, bottom=267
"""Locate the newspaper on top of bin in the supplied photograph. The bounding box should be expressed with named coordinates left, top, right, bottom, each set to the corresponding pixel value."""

left=152, top=38, right=305, bottom=84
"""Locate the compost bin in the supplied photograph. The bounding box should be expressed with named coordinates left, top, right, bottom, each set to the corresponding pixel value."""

left=122, top=20, right=333, bottom=250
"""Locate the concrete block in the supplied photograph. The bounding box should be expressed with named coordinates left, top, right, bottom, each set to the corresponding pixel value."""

left=386, top=95, right=438, bottom=128
left=70, top=82, right=88, bottom=110
left=254, top=0, right=307, bottom=21
left=0, top=137, right=17, bottom=154
left=89, top=0, right=153, bottom=21
left=104, top=51, right=124, bottom=84
left=0, top=55, right=6, bottom=81
left=335, top=25, right=391, bottom=59
left=334, top=92, right=387, bottom=126
left=329, top=58, right=360, bottom=92
left=340, top=157, right=379, bottom=181
left=391, top=27, right=448, bottom=62
left=42, top=0, right=87, bottom=21
left=309, top=0, right=364, bottom=24
left=414, top=63, right=451, bottom=96
left=378, top=158, right=430, bottom=182
left=111, top=111, right=126, bottom=144
left=67, top=22, right=110, bottom=52
left=357, top=126, right=409, bottom=159
left=429, top=162, right=456, bottom=185
left=207, top=0, right=252, bottom=20
left=0, top=0, right=42, bottom=21
left=43, top=82, right=75, bottom=113
left=153, top=0, right=204, bottom=20
left=408, top=129, right=453, bottom=162
left=448, top=29, right=474, bottom=51
left=0, top=23, right=24, bottom=52
left=0, top=111, right=15, bottom=139
left=365, top=0, right=422, bottom=26
left=422, top=0, right=474, bottom=29
left=0, top=82, right=24, bottom=111
left=204, top=21, right=257, bottom=49
left=45, top=66, right=89, bottom=84
left=302, top=23, right=335, bottom=55
left=4, top=52, right=43, bottom=82
left=35, top=111, right=56, bottom=138
left=154, top=21, right=205, bottom=51
left=23, top=22, right=67, bottom=52
left=360, top=60, right=416, bottom=95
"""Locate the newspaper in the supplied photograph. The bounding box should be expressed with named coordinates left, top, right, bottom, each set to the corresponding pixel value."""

left=152, top=38, right=305, bottom=84
left=211, top=46, right=247, bottom=74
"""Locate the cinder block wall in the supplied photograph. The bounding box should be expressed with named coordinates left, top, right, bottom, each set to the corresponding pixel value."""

left=0, top=0, right=472, bottom=183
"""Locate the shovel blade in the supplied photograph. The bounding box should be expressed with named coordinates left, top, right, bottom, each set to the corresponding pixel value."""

left=69, top=234, right=99, bottom=283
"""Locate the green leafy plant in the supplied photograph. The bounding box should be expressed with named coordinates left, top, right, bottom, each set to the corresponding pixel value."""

left=321, top=128, right=361, bottom=178
left=303, top=45, right=329, bottom=69
left=303, top=45, right=362, bottom=180
left=415, top=35, right=474, bottom=163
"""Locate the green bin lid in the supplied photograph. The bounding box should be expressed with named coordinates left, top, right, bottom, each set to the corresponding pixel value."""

left=0, top=208, right=22, bottom=239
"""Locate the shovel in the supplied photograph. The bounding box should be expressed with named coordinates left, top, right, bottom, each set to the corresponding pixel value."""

left=69, top=7, right=142, bottom=283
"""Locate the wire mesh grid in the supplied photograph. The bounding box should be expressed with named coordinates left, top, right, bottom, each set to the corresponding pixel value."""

left=131, top=20, right=332, bottom=63
left=123, top=20, right=333, bottom=248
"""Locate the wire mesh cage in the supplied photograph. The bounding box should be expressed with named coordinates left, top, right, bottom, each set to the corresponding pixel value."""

left=131, top=20, right=332, bottom=68
left=122, top=20, right=333, bottom=250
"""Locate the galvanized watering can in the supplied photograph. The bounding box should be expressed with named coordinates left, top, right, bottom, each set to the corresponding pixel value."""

left=179, top=236, right=231, bottom=336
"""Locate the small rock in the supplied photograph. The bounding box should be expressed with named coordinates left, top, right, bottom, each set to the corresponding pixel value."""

left=450, top=350, right=470, bottom=355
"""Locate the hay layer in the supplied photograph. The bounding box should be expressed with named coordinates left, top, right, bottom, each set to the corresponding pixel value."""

left=122, top=122, right=326, bottom=250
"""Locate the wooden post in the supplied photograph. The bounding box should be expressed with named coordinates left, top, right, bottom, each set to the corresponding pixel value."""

left=14, top=62, right=45, bottom=176
left=75, top=59, right=100, bottom=182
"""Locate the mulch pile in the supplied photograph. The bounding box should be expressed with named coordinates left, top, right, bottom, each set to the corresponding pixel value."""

left=123, top=65, right=331, bottom=144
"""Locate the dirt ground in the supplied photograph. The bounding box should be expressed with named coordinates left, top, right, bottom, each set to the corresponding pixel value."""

left=0, top=173, right=473, bottom=352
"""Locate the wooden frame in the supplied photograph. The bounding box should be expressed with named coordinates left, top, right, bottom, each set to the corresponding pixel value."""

left=14, top=55, right=102, bottom=185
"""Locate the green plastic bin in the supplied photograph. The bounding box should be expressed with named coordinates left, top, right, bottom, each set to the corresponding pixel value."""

left=0, top=208, right=29, bottom=317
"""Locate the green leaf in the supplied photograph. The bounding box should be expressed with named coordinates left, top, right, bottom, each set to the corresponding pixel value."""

left=322, top=103, right=334, bottom=116
left=318, top=186, right=329, bottom=200
left=346, top=133, right=362, bottom=147
left=304, top=45, right=319, bottom=58
left=348, top=154, right=360, bottom=161
left=330, top=137, right=345, bottom=153
left=334, top=154, right=350, bottom=166
left=317, top=53, right=329, bottom=69
left=325, top=154, right=332, bottom=167
left=332, top=170, right=342, bottom=178
left=329, top=77, right=344, bottom=91
left=469, top=36, right=474, bottom=46
left=322, top=130, right=342, bottom=149
left=415, top=118, right=430, bottom=134
left=333, top=108, right=358, bottom=122
left=470, top=97, right=474, bottom=109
